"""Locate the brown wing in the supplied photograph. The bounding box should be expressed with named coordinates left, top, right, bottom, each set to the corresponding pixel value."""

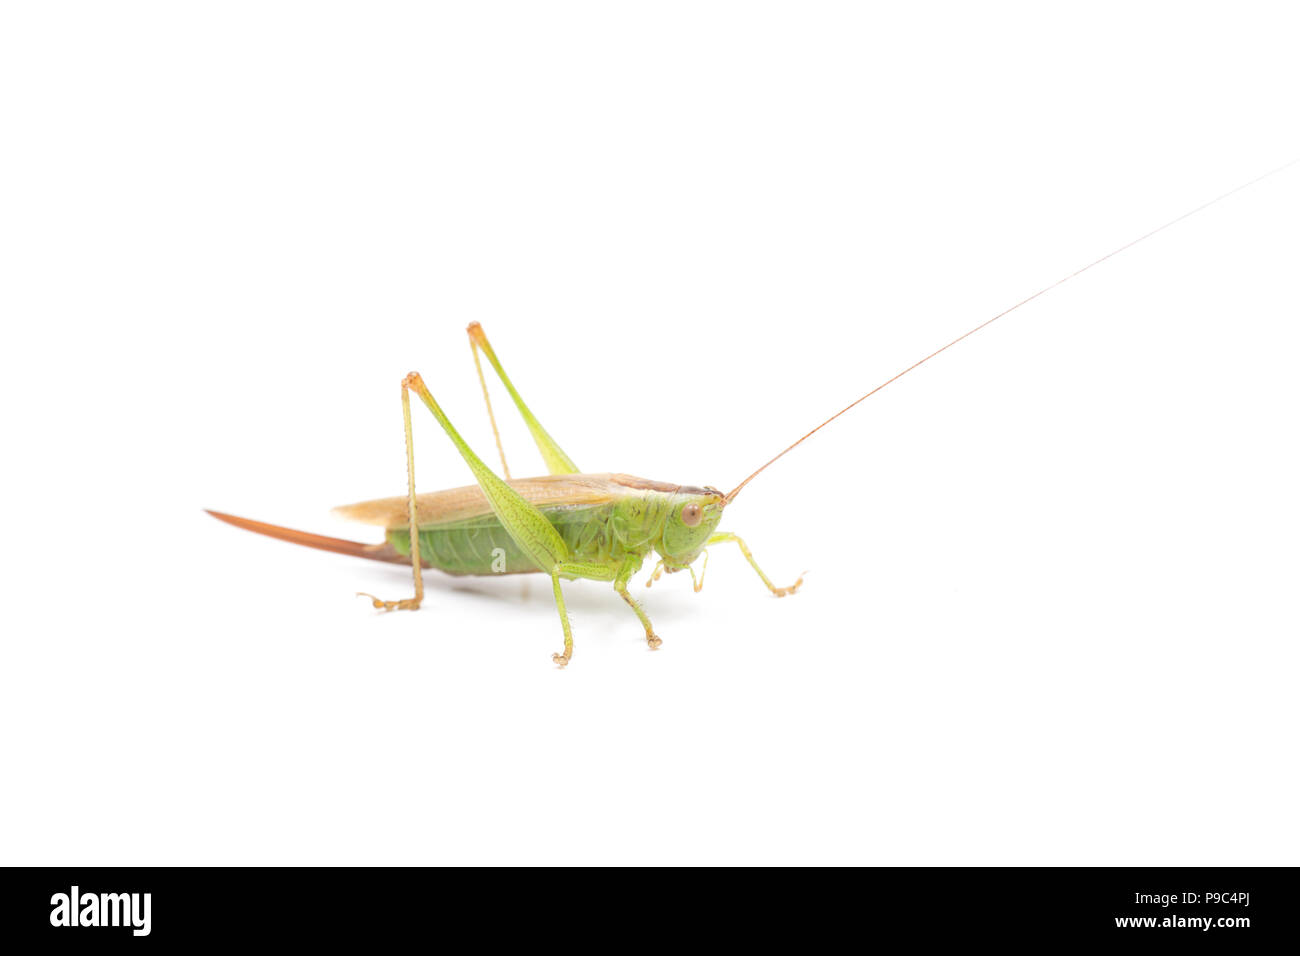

left=332, top=472, right=628, bottom=529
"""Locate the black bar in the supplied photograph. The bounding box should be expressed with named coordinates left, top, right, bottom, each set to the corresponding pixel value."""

left=1, top=866, right=1290, bottom=945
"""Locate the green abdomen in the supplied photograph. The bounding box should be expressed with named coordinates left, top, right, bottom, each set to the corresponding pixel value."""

left=386, top=504, right=627, bottom=576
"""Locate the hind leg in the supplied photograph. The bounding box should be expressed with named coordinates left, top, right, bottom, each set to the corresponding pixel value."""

left=358, top=385, right=424, bottom=611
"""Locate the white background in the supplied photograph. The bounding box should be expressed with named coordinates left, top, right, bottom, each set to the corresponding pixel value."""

left=3, top=3, right=1297, bottom=865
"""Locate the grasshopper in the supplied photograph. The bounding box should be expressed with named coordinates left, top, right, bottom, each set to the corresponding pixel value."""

left=209, top=322, right=792, bottom=667
left=209, top=162, right=1295, bottom=666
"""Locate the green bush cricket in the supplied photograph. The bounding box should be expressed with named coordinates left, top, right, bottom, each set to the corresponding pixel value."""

left=208, top=162, right=1295, bottom=667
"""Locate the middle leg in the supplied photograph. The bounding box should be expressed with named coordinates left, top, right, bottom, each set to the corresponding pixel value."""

left=614, top=557, right=661, bottom=649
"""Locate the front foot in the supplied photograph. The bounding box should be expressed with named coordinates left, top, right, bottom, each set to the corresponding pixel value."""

left=645, top=632, right=663, bottom=650
left=357, top=592, right=421, bottom=612
left=771, top=573, right=806, bottom=598
left=552, top=650, right=571, bottom=668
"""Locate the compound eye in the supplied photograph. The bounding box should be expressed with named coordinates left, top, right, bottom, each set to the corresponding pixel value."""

left=681, top=503, right=703, bottom=527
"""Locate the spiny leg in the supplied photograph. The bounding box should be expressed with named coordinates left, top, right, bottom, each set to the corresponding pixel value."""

left=617, top=585, right=662, bottom=649
left=402, top=370, right=616, bottom=665
left=707, top=532, right=805, bottom=597
left=468, top=323, right=512, bottom=479
left=358, top=384, right=424, bottom=611
left=549, top=571, right=574, bottom=667
left=615, top=559, right=661, bottom=649
left=547, top=561, right=616, bottom=666
left=466, top=322, right=579, bottom=475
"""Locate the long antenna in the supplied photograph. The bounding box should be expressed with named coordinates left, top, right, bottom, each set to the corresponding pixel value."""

left=724, top=158, right=1300, bottom=505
